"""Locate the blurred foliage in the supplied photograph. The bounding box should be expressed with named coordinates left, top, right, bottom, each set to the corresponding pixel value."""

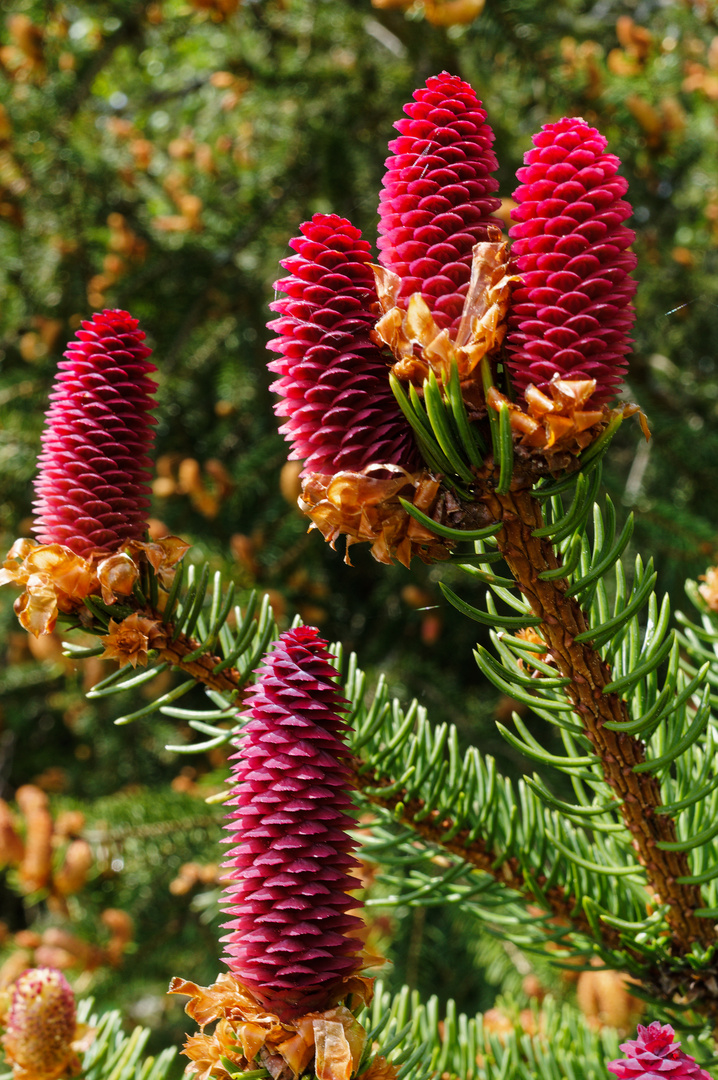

left=2, top=0, right=718, bottom=1055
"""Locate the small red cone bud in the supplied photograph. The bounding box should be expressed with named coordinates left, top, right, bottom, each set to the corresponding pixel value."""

left=221, top=626, right=364, bottom=1020
left=377, top=71, right=502, bottom=336
left=33, top=309, right=157, bottom=557
left=507, top=117, right=637, bottom=406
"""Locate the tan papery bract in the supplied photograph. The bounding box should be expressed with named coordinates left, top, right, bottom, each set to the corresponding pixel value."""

left=356, top=1056, right=399, bottom=1080
left=169, top=973, right=373, bottom=1080
left=371, top=233, right=517, bottom=398
left=182, top=1028, right=234, bottom=1080
left=125, top=535, right=191, bottom=587
left=96, top=553, right=139, bottom=604
left=299, top=466, right=453, bottom=567
left=100, top=613, right=168, bottom=668
left=1, top=535, right=189, bottom=636
left=486, top=375, right=650, bottom=462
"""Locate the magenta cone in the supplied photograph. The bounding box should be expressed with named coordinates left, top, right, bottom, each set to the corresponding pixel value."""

left=33, top=309, right=157, bottom=558
left=377, top=71, right=502, bottom=336
left=507, top=117, right=637, bottom=406
left=221, top=626, right=364, bottom=1019
left=267, top=214, right=419, bottom=477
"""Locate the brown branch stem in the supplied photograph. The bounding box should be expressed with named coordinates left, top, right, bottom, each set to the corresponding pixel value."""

left=358, top=773, right=623, bottom=951
left=157, top=628, right=248, bottom=699
left=478, top=478, right=714, bottom=952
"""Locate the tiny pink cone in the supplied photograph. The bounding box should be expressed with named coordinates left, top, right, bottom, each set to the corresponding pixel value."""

left=33, top=309, right=157, bottom=558
left=507, top=117, right=637, bottom=406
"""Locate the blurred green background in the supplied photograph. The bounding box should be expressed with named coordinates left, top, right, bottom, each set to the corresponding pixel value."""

left=1, top=0, right=718, bottom=1055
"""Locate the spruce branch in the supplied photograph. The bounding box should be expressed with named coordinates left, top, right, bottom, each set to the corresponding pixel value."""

left=357, top=771, right=623, bottom=951
left=476, top=469, right=713, bottom=952
left=155, top=628, right=248, bottom=698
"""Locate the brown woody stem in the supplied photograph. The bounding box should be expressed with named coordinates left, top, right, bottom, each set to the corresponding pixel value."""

left=359, top=773, right=623, bottom=951
left=479, top=479, right=714, bottom=952
left=157, top=628, right=247, bottom=698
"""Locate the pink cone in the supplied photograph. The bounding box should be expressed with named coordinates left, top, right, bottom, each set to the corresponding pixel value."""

left=377, top=71, right=502, bottom=336
left=507, top=116, right=637, bottom=406
left=608, top=1022, right=712, bottom=1080
left=33, top=309, right=157, bottom=558
left=267, top=213, right=419, bottom=476
left=221, top=626, right=364, bottom=1019
left=2, top=967, right=77, bottom=1080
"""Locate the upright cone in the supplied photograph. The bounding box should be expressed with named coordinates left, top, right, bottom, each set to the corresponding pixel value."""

left=33, top=309, right=157, bottom=558
left=221, top=626, right=364, bottom=1020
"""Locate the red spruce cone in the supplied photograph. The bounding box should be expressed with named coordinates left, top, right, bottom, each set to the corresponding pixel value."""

left=608, top=1022, right=712, bottom=1080
left=507, top=116, right=637, bottom=406
left=33, top=310, right=157, bottom=558
left=267, top=214, right=419, bottom=475
left=221, top=626, right=364, bottom=1020
left=377, top=71, right=502, bottom=336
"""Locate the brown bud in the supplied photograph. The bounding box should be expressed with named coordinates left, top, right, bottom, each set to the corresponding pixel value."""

left=101, top=909, right=133, bottom=966
left=0, top=799, right=25, bottom=866
left=16, top=786, right=53, bottom=894
left=53, top=839, right=93, bottom=897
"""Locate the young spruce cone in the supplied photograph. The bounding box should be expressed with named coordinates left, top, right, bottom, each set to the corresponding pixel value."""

left=377, top=70, right=502, bottom=336
left=221, top=626, right=364, bottom=1020
left=267, top=213, right=419, bottom=476
left=507, top=116, right=637, bottom=406
left=608, top=1022, right=712, bottom=1080
left=33, top=309, right=157, bottom=558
